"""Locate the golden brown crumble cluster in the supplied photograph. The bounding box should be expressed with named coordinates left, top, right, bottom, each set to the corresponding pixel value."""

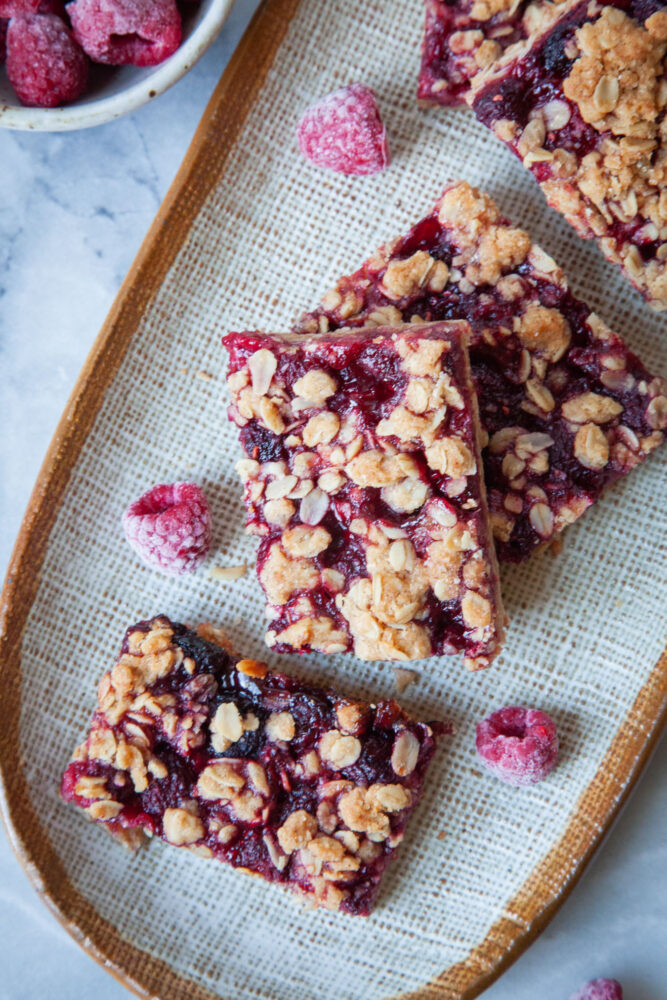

left=65, top=618, right=436, bottom=913
left=563, top=8, right=667, bottom=133
left=227, top=325, right=504, bottom=668
left=470, top=0, right=572, bottom=24
left=470, top=0, right=517, bottom=20
left=475, top=5, right=667, bottom=307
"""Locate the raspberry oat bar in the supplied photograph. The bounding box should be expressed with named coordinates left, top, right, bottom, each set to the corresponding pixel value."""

left=296, top=182, right=667, bottom=561
left=469, top=1, right=667, bottom=309
left=419, top=0, right=568, bottom=107
left=223, top=323, right=504, bottom=669
left=61, top=616, right=438, bottom=915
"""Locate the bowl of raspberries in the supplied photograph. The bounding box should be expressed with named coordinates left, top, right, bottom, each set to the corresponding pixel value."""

left=0, top=0, right=234, bottom=129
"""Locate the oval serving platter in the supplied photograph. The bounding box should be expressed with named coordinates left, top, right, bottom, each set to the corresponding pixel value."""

left=1, top=1, right=666, bottom=998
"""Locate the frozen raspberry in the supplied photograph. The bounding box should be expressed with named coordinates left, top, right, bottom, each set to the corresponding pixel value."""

left=1, top=0, right=65, bottom=14
left=6, top=14, right=88, bottom=107
left=0, top=0, right=37, bottom=15
left=476, top=706, right=559, bottom=787
left=570, top=980, right=623, bottom=1000
left=68, top=0, right=181, bottom=66
left=0, top=19, right=7, bottom=59
left=297, top=83, right=389, bottom=176
left=122, top=482, right=211, bottom=576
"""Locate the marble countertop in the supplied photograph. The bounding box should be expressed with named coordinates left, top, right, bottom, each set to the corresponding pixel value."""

left=0, top=2, right=665, bottom=997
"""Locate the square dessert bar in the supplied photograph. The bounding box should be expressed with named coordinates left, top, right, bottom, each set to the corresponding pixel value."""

left=295, top=181, right=667, bottom=561
left=61, top=616, right=439, bottom=915
left=223, top=323, right=504, bottom=670
left=469, top=1, right=667, bottom=309
left=419, top=0, right=568, bottom=107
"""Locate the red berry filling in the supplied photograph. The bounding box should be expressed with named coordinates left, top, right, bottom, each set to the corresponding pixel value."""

left=476, top=706, right=559, bottom=786
left=418, top=0, right=528, bottom=107
left=61, top=616, right=439, bottom=915
left=122, top=481, right=211, bottom=576
left=297, top=82, right=389, bottom=176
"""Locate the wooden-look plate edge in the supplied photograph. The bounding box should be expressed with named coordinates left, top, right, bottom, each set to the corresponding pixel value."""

left=1, top=1, right=666, bottom=998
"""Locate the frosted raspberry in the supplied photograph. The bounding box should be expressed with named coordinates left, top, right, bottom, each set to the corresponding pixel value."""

left=68, top=0, right=181, bottom=67
left=570, top=980, right=623, bottom=1000
left=476, top=706, right=559, bottom=786
left=1, top=0, right=65, bottom=14
left=122, top=482, right=211, bottom=576
left=0, top=19, right=7, bottom=59
left=297, top=83, right=389, bottom=176
left=0, top=0, right=38, bottom=16
left=6, top=14, right=88, bottom=107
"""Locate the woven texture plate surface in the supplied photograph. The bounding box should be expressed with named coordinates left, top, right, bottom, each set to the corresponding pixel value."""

left=1, top=1, right=666, bottom=999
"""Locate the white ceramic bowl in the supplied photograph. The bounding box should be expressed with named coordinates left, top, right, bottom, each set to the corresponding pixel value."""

left=0, top=0, right=235, bottom=131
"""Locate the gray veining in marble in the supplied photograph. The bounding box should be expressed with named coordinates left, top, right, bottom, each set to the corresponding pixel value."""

left=1, top=1, right=665, bottom=996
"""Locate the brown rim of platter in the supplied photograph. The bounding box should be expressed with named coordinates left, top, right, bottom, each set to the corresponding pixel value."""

left=1, top=1, right=666, bottom=997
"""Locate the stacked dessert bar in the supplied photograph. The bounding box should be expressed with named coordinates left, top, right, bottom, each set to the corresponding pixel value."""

left=295, top=182, right=666, bottom=564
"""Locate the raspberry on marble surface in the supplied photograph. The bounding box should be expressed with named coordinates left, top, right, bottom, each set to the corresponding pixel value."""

left=6, top=13, right=88, bottom=106
left=122, top=481, right=211, bottom=576
left=297, top=83, right=389, bottom=176
left=295, top=180, right=667, bottom=563
left=68, top=0, right=181, bottom=66
left=570, top=980, right=623, bottom=1000
left=61, top=615, right=440, bottom=915
left=223, top=322, right=505, bottom=670
left=476, top=706, right=559, bottom=786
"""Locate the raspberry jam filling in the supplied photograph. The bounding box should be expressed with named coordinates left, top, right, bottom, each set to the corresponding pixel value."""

left=62, top=617, right=439, bottom=915
left=474, top=0, right=661, bottom=127
left=419, top=0, right=528, bottom=106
